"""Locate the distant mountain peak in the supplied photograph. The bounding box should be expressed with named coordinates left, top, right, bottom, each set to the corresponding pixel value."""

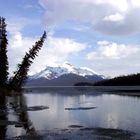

left=60, top=62, right=75, bottom=72
left=30, top=62, right=103, bottom=80
left=80, top=67, right=99, bottom=75
left=62, top=62, right=73, bottom=66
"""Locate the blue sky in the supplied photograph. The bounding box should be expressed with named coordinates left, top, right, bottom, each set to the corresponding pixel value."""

left=1, top=0, right=140, bottom=77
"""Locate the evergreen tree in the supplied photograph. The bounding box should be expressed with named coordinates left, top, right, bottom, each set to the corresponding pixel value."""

left=0, top=17, right=9, bottom=87
left=9, top=31, right=46, bottom=90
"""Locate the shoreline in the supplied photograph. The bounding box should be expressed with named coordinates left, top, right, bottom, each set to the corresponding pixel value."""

left=12, top=127, right=137, bottom=140
left=22, top=86, right=140, bottom=97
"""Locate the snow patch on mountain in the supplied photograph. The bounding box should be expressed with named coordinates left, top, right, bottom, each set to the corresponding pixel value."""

left=30, top=62, right=103, bottom=80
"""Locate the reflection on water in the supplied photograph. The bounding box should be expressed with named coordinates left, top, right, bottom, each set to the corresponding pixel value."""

left=13, top=95, right=37, bottom=135
left=0, top=94, right=7, bottom=139
left=0, top=91, right=39, bottom=139
left=0, top=87, right=140, bottom=139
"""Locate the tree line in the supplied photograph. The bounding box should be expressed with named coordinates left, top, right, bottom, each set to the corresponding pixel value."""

left=0, top=17, right=46, bottom=91
left=94, top=73, right=140, bottom=86
left=75, top=73, right=140, bottom=86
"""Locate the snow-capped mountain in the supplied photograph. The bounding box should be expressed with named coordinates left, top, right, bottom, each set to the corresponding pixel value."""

left=30, top=62, right=103, bottom=80
left=26, top=63, right=105, bottom=86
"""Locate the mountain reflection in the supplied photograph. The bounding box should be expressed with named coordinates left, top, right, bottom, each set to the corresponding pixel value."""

left=0, top=87, right=140, bottom=139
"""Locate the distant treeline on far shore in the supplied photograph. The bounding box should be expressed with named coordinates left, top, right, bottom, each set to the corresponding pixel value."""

left=75, top=73, right=140, bottom=86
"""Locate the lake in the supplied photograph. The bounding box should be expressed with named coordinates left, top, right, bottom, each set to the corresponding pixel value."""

left=0, top=87, right=140, bottom=139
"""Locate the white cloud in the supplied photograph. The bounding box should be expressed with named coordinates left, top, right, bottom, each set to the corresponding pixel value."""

left=39, top=0, right=140, bottom=35
left=86, top=41, right=140, bottom=77
left=8, top=32, right=37, bottom=75
left=10, top=32, right=23, bottom=48
left=87, top=41, right=139, bottom=60
left=131, top=0, right=140, bottom=7
left=8, top=31, right=89, bottom=75
left=39, top=0, right=117, bottom=26
left=7, top=17, right=40, bottom=35
left=93, top=0, right=128, bottom=12
left=30, top=35, right=89, bottom=74
left=103, top=13, right=124, bottom=22
left=7, top=18, right=29, bottom=34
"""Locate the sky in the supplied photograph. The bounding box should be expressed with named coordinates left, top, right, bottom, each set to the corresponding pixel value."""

left=1, top=0, right=140, bottom=77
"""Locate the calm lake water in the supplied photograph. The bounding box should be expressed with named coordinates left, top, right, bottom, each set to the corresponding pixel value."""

left=1, top=87, right=140, bottom=139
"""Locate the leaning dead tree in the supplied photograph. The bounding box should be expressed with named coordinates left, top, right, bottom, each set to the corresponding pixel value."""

left=9, top=31, right=47, bottom=90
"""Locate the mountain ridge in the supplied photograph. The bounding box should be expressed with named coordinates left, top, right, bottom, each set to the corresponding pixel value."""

left=30, top=62, right=104, bottom=80
left=26, top=63, right=105, bottom=86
